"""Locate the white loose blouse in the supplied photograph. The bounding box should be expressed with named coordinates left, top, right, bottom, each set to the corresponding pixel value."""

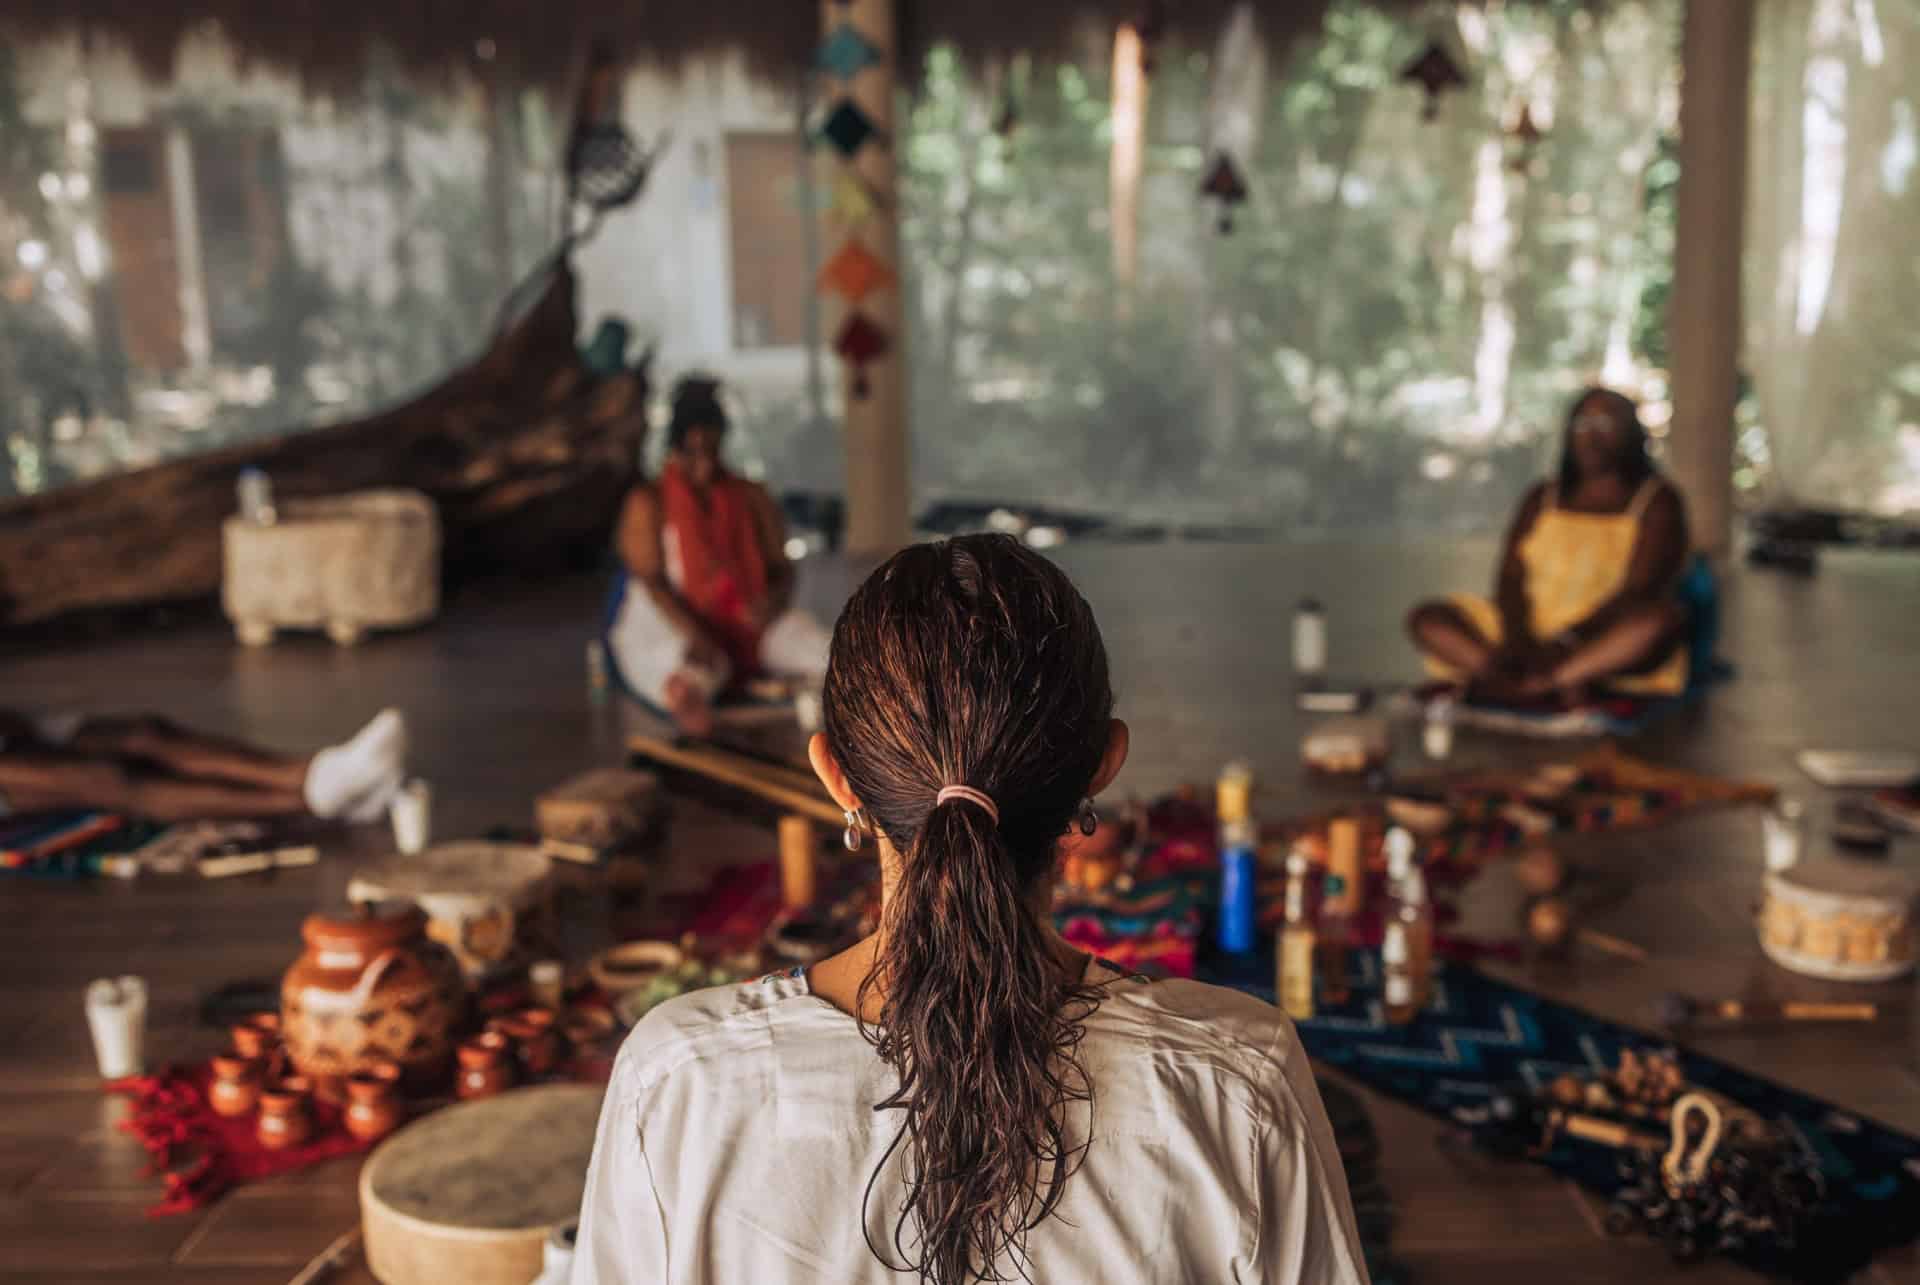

left=573, top=959, right=1369, bottom=1284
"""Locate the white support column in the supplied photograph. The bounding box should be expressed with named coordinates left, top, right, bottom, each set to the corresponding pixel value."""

left=1667, top=0, right=1753, bottom=558
left=164, top=124, right=211, bottom=373
left=825, top=0, right=911, bottom=555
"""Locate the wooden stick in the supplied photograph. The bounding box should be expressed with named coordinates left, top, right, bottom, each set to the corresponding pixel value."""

left=779, top=815, right=819, bottom=910
left=198, top=846, right=319, bottom=879
left=628, top=734, right=842, bottom=826
left=1577, top=927, right=1649, bottom=963
left=1775, top=1001, right=1879, bottom=1022
left=1562, top=1113, right=1661, bottom=1151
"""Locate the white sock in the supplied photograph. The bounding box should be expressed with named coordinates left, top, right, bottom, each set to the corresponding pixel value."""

left=304, top=710, right=406, bottom=819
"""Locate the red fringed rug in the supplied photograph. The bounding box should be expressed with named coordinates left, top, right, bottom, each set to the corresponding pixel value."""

left=108, top=1065, right=370, bottom=1215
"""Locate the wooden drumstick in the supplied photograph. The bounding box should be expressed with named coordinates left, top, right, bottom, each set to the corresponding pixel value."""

left=1526, top=898, right=1648, bottom=963
left=1655, top=992, right=1879, bottom=1028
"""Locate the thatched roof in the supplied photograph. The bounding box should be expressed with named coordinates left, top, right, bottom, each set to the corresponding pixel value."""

left=0, top=1, right=1391, bottom=91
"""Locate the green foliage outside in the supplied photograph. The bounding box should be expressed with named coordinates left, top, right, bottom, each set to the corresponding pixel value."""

left=895, top=0, right=1683, bottom=532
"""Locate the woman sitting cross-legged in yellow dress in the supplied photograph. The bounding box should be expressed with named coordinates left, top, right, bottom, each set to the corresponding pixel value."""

left=1408, top=387, right=1690, bottom=705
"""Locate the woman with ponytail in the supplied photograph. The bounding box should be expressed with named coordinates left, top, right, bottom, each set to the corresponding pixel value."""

left=576, top=535, right=1366, bottom=1283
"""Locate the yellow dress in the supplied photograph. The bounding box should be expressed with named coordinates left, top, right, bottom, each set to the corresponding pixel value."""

left=1433, top=479, right=1688, bottom=695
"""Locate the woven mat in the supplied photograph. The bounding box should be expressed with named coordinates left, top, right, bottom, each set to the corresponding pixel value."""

left=1202, top=948, right=1920, bottom=1281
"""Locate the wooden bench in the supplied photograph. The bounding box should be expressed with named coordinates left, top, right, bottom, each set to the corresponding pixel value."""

left=626, top=715, right=838, bottom=909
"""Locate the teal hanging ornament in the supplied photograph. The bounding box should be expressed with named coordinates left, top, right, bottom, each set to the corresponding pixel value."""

left=818, top=23, right=882, bottom=81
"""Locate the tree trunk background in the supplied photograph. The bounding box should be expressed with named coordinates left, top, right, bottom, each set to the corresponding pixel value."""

left=0, top=263, right=646, bottom=628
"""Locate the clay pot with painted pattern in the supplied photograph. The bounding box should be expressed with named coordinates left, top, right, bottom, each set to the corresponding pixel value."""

left=281, top=901, right=466, bottom=1097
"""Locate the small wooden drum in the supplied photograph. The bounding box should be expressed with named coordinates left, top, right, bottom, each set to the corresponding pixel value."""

left=360, top=1084, right=601, bottom=1285
left=1758, top=860, right=1917, bottom=982
left=348, top=842, right=553, bottom=983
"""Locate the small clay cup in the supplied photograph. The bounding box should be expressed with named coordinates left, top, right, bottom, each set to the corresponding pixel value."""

left=343, top=1059, right=404, bottom=1144
left=207, top=1054, right=262, bottom=1118
left=232, top=1012, right=282, bottom=1061
left=501, top=1007, right=564, bottom=1077
left=456, top=1032, right=514, bottom=1101
left=257, top=1075, right=313, bottom=1150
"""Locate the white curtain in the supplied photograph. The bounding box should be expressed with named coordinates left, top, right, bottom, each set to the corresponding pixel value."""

left=1745, top=0, right=1920, bottom=515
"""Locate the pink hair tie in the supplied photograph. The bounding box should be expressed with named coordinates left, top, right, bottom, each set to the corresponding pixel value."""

left=934, top=785, right=1000, bottom=824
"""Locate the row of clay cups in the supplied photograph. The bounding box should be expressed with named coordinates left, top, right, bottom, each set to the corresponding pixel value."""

left=209, top=1012, right=404, bottom=1146
left=458, top=1008, right=565, bottom=1099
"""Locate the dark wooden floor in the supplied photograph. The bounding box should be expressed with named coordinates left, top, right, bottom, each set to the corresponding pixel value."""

left=1, top=541, right=1916, bottom=1283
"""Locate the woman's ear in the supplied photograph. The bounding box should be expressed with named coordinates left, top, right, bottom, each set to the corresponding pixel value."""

left=808, top=733, right=862, bottom=814
left=1087, top=719, right=1130, bottom=798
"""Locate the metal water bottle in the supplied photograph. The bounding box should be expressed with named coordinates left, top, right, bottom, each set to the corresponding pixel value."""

left=1216, top=762, right=1257, bottom=954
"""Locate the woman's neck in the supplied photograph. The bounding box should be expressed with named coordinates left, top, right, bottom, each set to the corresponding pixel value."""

left=806, top=852, right=1086, bottom=1022
left=1566, top=471, right=1636, bottom=511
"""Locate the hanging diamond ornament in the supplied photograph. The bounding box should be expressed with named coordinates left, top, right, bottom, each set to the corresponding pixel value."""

left=1198, top=151, right=1249, bottom=234
left=834, top=312, right=890, bottom=399
left=817, top=98, right=882, bottom=158
left=1506, top=102, right=1545, bottom=173
left=818, top=240, right=895, bottom=304
left=817, top=23, right=882, bottom=81
left=829, top=171, right=881, bottom=224
left=1400, top=40, right=1468, bottom=121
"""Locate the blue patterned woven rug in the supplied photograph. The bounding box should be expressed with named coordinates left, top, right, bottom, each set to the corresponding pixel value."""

left=1203, top=947, right=1920, bottom=1281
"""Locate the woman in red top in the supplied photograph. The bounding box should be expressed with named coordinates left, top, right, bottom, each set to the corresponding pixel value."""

left=606, top=377, right=830, bottom=734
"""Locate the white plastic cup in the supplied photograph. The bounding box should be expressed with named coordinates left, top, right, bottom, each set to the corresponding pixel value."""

left=85, top=975, right=147, bottom=1079
left=391, top=779, right=432, bottom=855
left=1762, top=796, right=1806, bottom=872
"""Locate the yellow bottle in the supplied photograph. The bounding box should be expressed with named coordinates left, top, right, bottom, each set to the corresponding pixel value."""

left=1325, top=816, right=1362, bottom=918
left=1277, top=850, right=1315, bottom=1022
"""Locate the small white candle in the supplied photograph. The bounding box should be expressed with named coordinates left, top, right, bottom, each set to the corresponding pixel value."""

left=1292, top=600, right=1327, bottom=677
left=85, top=975, right=147, bottom=1079
left=391, top=779, right=432, bottom=855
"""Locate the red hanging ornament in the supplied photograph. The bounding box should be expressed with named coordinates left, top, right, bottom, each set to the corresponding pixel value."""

left=1400, top=40, right=1468, bottom=121
left=818, top=240, right=895, bottom=305
left=1198, top=151, right=1248, bottom=235
left=834, top=312, right=890, bottom=399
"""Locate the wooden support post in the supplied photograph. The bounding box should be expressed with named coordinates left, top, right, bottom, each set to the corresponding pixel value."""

left=1667, top=0, right=1754, bottom=559
left=778, top=814, right=819, bottom=910
left=824, top=0, right=911, bottom=555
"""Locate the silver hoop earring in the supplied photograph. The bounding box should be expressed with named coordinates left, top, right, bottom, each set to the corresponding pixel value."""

left=1077, top=798, right=1099, bottom=837
left=843, top=809, right=865, bottom=852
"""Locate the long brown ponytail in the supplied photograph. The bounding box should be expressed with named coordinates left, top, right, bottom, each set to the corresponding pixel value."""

left=822, top=534, right=1115, bottom=1284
